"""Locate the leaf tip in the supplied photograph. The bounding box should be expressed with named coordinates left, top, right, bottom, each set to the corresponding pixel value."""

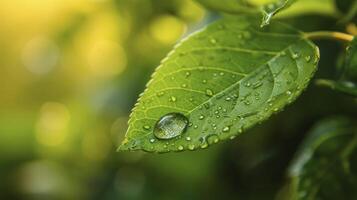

left=117, top=137, right=134, bottom=152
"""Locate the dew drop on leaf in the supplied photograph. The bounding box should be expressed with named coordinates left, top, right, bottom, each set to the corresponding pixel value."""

left=153, top=113, right=189, bottom=139
left=177, top=145, right=184, bottom=151
left=169, top=96, right=177, bottom=102
left=206, top=89, right=214, bottom=97
left=305, top=55, right=311, bottom=62
left=207, top=134, right=220, bottom=144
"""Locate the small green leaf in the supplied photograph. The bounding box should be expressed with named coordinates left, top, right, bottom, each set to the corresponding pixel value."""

left=278, top=117, right=357, bottom=200
left=260, top=0, right=296, bottom=27
left=194, top=0, right=297, bottom=27
left=317, top=37, right=357, bottom=97
left=119, top=15, right=319, bottom=153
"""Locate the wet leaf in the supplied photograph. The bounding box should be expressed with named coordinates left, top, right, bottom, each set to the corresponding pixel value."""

left=119, top=15, right=319, bottom=153
left=278, top=117, right=357, bottom=200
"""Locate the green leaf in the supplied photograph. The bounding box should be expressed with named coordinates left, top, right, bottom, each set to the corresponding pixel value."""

left=260, top=0, right=297, bottom=27
left=277, top=117, right=357, bottom=200
left=317, top=37, right=357, bottom=97
left=119, top=15, right=319, bottom=153
left=194, top=0, right=297, bottom=27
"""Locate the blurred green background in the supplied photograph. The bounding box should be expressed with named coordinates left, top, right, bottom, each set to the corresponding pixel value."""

left=0, top=0, right=356, bottom=200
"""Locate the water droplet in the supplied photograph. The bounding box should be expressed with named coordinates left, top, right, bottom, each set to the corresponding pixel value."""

left=253, top=82, right=263, bottom=89
left=185, top=72, right=191, bottom=77
left=181, top=84, right=187, bottom=88
left=188, top=144, right=195, bottom=150
left=199, top=115, right=205, bottom=120
left=157, top=91, right=165, bottom=97
left=143, top=125, right=151, bottom=130
left=305, top=55, right=311, bottom=62
left=206, top=89, right=214, bottom=97
left=186, top=136, right=191, bottom=141
left=169, top=96, right=177, bottom=102
left=223, top=126, right=230, bottom=132
left=178, top=145, right=184, bottom=151
left=286, top=90, right=292, bottom=95
left=225, top=97, right=231, bottom=101
left=292, top=53, right=299, bottom=59
left=219, top=72, right=225, bottom=76
left=154, top=113, right=189, bottom=139
left=202, top=79, right=207, bottom=84
left=149, top=138, right=155, bottom=143
left=207, top=134, right=220, bottom=144
left=200, top=142, right=208, bottom=149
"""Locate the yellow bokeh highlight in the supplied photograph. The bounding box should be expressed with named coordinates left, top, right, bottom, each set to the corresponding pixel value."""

left=149, top=15, right=187, bottom=45
left=73, top=10, right=128, bottom=78
left=36, top=102, right=71, bottom=147
left=87, top=40, right=127, bottom=77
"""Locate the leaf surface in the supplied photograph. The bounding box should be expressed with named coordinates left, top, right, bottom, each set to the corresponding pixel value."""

left=119, top=15, right=319, bottom=153
left=278, top=117, right=357, bottom=200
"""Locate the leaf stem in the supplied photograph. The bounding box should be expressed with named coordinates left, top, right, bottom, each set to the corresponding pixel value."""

left=304, top=31, right=354, bottom=42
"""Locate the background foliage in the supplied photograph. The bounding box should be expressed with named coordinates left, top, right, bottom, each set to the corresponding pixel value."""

left=0, top=0, right=356, bottom=199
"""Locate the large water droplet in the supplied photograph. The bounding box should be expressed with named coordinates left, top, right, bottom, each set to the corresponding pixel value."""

left=154, top=113, right=189, bottom=139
